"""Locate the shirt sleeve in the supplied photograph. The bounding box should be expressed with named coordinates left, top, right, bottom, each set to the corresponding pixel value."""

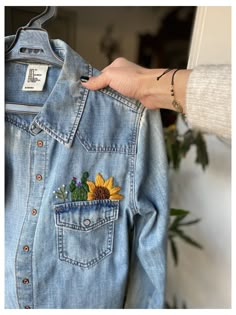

left=186, top=65, right=231, bottom=139
left=124, top=108, right=169, bottom=308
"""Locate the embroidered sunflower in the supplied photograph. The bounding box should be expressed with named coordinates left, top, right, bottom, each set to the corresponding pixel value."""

left=87, top=173, right=123, bottom=201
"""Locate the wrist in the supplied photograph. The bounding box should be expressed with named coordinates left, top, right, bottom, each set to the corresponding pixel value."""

left=138, top=68, right=192, bottom=112
left=139, top=69, right=173, bottom=110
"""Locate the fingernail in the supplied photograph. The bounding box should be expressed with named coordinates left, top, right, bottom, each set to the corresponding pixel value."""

left=80, top=76, right=90, bottom=83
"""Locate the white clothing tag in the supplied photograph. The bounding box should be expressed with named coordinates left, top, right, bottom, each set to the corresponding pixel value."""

left=22, top=64, right=49, bottom=91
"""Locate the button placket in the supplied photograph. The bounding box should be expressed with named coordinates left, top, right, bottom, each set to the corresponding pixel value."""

left=15, top=135, right=47, bottom=309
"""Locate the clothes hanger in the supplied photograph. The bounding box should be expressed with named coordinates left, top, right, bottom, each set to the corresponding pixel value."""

left=5, top=6, right=64, bottom=114
left=5, top=6, right=63, bottom=67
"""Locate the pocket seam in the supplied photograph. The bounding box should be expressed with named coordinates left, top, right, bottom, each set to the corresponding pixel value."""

left=55, top=199, right=119, bottom=268
left=57, top=221, right=114, bottom=268
left=77, top=130, right=129, bottom=154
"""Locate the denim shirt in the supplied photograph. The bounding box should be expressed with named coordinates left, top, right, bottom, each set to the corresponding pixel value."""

left=5, top=36, right=169, bottom=309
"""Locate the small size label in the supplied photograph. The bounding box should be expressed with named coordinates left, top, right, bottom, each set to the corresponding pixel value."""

left=22, top=64, right=49, bottom=92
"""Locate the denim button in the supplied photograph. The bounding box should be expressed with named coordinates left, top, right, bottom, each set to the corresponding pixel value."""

left=22, top=278, right=29, bottom=284
left=31, top=208, right=37, bottom=216
left=83, top=219, right=91, bottom=226
left=36, top=174, right=43, bottom=181
left=23, top=245, right=29, bottom=252
left=37, top=140, right=44, bottom=147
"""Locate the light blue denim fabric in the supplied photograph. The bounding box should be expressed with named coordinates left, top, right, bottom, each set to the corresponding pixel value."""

left=5, top=35, right=169, bottom=309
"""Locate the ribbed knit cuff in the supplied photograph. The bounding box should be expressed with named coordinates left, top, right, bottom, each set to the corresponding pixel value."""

left=186, top=65, right=231, bottom=139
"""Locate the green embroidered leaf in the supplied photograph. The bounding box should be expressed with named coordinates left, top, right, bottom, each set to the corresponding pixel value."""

left=81, top=172, right=89, bottom=183
left=71, top=188, right=80, bottom=201
left=54, top=185, right=68, bottom=202
left=54, top=172, right=90, bottom=202
left=71, top=186, right=88, bottom=201
left=82, top=183, right=89, bottom=193
left=69, top=180, right=76, bottom=192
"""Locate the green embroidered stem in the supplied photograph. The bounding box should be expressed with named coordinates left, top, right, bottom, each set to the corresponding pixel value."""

left=53, top=185, right=68, bottom=202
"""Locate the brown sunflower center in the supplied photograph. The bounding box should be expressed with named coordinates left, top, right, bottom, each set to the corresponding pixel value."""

left=93, top=186, right=110, bottom=200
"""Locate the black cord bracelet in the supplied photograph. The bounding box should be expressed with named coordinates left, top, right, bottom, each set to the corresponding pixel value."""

left=156, top=68, right=172, bottom=80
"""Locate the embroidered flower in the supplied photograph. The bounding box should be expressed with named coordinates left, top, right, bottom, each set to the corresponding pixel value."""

left=87, top=173, right=123, bottom=201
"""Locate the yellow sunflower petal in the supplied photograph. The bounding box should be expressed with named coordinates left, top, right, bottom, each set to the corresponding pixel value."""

left=110, top=186, right=121, bottom=195
left=104, top=176, right=113, bottom=190
left=110, top=194, right=123, bottom=200
left=87, top=181, right=96, bottom=193
left=87, top=192, right=94, bottom=200
left=95, top=173, right=105, bottom=186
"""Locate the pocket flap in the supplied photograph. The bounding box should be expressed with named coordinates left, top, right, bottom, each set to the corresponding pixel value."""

left=54, top=200, right=119, bottom=231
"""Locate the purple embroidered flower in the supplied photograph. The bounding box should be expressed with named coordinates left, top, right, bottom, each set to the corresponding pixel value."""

left=76, top=181, right=82, bottom=187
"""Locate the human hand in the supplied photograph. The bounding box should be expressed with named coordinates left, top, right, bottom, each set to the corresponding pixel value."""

left=80, top=57, right=152, bottom=103
left=80, top=57, right=190, bottom=111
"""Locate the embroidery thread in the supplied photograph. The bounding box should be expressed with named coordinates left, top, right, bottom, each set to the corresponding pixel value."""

left=53, top=172, right=123, bottom=202
left=69, top=172, right=89, bottom=201
left=53, top=185, right=68, bottom=202
left=87, top=173, right=123, bottom=201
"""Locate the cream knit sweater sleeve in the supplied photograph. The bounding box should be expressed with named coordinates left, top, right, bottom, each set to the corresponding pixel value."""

left=186, top=65, right=231, bottom=139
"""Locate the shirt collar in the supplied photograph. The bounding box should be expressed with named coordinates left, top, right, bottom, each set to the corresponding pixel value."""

left=5, top=36, right=91, bottom=148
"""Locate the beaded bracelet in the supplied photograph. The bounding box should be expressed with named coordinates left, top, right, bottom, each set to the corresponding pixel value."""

left=171, top=69, right=184, bottom=114
left=156, top=68, right=184, bottom=114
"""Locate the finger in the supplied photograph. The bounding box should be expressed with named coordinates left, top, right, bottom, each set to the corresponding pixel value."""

left=80, top=72, right=110, bottom=90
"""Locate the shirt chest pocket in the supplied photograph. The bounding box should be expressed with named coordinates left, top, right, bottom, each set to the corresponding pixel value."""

left=54, top=200, right=119, bottom=268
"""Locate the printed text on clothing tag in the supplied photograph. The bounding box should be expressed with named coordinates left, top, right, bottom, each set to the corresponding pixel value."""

left=22, top=64, right=49, bottom=92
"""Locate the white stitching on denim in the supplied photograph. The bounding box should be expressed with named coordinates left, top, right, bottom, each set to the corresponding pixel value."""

left=33, top=65, right=92, bottom=146
left=56, top=208, right=118, bottom=231
left=5, top=116, right=31, bottom=133
left=99, top=87, right=141, bottom=111
left=58, top=221, right=114, bottom=268
left=129, top=106, right=145, bottom=216
left=55, top=200, right=118, bottom=268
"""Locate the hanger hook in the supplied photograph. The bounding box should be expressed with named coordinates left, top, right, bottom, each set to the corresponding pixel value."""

left=26, top=6, right=57, bottom=29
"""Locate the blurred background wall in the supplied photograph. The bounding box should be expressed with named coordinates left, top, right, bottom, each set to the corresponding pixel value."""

left=5, top=6, right=231, bottom=308
left=166, top=6, right=231, bottom=308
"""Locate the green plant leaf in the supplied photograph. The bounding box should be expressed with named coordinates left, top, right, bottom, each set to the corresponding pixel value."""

left=170, top=208, right=189, bottom=216
left=174, top=229, right=203, bottom=249
left=169, top=217, right=185, bottom=231
left=170, top=238, right=178, bottom=266
left=194, top=132, right=209, bottom=170
left=180, top=129, right=195, bottom=156
left=178, top=218, right=201, bottom=226
left=164, top=129, right=182, bottom=170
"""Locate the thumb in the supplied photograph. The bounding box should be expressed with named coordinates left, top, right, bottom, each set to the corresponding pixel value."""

left=80, top=73, right=109, bottom=90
